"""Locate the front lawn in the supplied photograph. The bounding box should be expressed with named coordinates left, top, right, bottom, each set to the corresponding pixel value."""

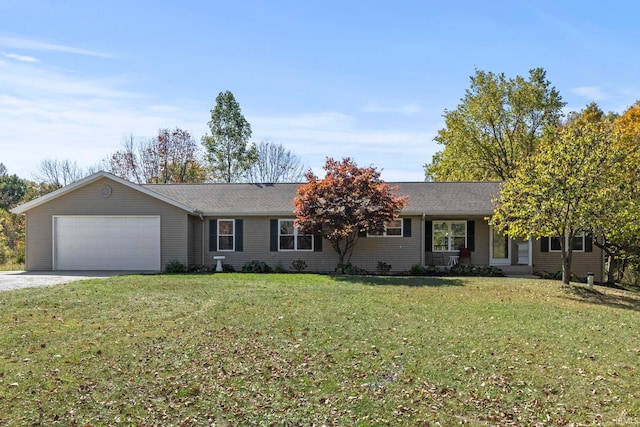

left=1, top=274, right=639, bottom=425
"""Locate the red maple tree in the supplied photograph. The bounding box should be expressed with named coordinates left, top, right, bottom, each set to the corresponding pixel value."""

left=294, top=158, right=408, bottom=271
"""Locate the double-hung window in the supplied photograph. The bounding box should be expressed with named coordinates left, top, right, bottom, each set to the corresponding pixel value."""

left=209, top=219, right=243, bottom=252
left=217, top=219, right=235, bottom=251
left=433, top=221, right=466, bottom=251
left=549, top=233, right=585, bottom=252
left=367, top=219, right=403, bottom=237
left=279, top=219, right=313, bottom=251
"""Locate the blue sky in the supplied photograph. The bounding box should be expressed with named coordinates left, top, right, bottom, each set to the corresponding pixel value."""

left=1, top=1, right=639, bottom=181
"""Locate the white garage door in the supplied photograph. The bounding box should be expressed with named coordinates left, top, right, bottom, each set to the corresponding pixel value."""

left=53, top=216, right=161, bottom=271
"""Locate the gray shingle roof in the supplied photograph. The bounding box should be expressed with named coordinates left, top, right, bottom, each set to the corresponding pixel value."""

left=143, top=181, right=502, bottom=216
left=395, top=182, right=501, bottom=215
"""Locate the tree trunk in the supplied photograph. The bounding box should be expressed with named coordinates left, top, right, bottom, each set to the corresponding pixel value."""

left=332, top=239, right=347, bottom=273
left=561, top=238, right=573, bottom=286
left=338, top=253, right=346, bottom=271
left=607, top=254, right=615, bottom=284
left=562, top=257, right=571, bottom=286
left=331, top=234, right=358, bottom=273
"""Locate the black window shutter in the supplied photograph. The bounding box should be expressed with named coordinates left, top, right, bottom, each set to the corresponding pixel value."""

left=585, top=234, right=593, bottom=252
left=314, top=234, right=323, bottom=252
left=209, top=219, right=217, bottom=252
left=541, top=237, right=549, bottom=252
left=403, top=218, right=412, bottom=237
left=270, top=219, right=278, bottom=251
left=425, top=220, right=433, bottom=251
left=235, top=219, right=243, bottom=252
left=467, top=221, right=475, bottom=251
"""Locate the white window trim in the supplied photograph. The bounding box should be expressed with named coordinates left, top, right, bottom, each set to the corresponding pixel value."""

left=432, top=220, right=467, bottom=252
left=367, top=219, right=403, bottom=237
left=218, top=219, right=235, bottom=252
left=278, top=219, right=314, bottom=252
left=549, top=233, right=585, bottom=253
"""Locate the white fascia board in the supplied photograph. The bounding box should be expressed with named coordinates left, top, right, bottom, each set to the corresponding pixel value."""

left=201, top=211, right=296, bottom=217
left=402, top=210, right=494, bottom=217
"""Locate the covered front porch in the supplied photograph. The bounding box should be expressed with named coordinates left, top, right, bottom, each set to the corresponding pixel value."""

left=421, top=218, right=533, bottom=275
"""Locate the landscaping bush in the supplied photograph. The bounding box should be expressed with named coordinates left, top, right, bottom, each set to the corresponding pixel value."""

left=409, top=264, right=428, bottom=276
left=336, top=263, right=367, bottom=275
left=376, top=261, right=392, bottom=275
left=222, top=263, right=236, bottom=273
left=480, top=265, right=505, bottom=276
left=453, top=264, right=504, bottom=276
left=273, top=261, right=287, bottom=273
left=242, top=260, right=273, bottom=273
left=165, top=259, right=187, bottom=273
left=291, top=259, right=308, bottom=272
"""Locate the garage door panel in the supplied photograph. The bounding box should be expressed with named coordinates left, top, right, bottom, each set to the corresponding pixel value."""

left=54, top=216, right=160, bottom=271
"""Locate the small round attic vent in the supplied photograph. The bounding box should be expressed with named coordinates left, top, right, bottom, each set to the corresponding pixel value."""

left=100, top=185, right=112, bottom=198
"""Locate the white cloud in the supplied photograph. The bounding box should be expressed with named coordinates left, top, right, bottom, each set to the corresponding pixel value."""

left=0, top=35, right=434, bottom=182
left=570, top=86, right=609, bottom=101
left=250, top=111, right=436, bottom=181
left=0, top=60, right=137, bottom=100
left=2, top=52, right=39, bottom=63
left=0, top=56, right=208, bottom=179
left=0, top=34, right=112, bottom=58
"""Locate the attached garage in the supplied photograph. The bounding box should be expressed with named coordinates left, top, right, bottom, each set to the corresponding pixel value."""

left=53, top=215, right=161, bottom=271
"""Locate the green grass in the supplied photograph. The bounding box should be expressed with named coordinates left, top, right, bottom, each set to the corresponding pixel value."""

left=1, top=274, right=639, bottom=425
left=0, top=262, right=24, bottom=271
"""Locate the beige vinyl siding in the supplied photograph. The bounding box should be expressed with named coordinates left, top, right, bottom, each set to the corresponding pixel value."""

left=24, top=177, right=188, bottom=271
left=532, top=239, right=605, bottom=281
left=206, top=216, right=493, bottom=273
left=188, top=215, right=204, bottom=266
left=470, top=217, right=490, bottom=266
left=205, top=217, right=336, bottom=272
left=23, top=211, right=46, bottom=271
left=351, top=217, right=421, bottom=272
left=206, top=216, right=426, bottom=273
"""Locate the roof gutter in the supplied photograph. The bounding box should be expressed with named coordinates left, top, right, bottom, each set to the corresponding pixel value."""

left=199, top=211, right=296, bottom=217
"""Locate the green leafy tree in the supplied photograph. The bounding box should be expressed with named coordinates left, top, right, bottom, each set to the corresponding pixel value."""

left=0, top=209, right=24, bottom=264
left=600, top=101, right=640, bottom=282
left=0, top=164, right=27, bottom=264
left=491, top=106, right=619, bottom=285
left=0, top=164, right=27, bottom=211
left=425, top=68, right=565, bottom=181
left=294, top=157, right=408, bottom=270
left=202, top=91, right=257, bottom=183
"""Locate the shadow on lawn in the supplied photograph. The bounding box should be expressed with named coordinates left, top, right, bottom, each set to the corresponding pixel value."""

left=561, top=285, right=640, bottom=312
left=333, top=275, right=465, bottom=287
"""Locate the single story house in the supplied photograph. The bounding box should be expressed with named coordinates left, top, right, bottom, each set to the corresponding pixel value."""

left=11, top=171, right=605, bottom=281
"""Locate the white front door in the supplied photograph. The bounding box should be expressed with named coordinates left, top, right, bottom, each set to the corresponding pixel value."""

left=489, top=226, right=511, bottom=265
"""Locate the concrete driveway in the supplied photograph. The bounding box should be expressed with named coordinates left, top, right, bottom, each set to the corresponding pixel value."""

left=0, top=271, right=122, bottom=291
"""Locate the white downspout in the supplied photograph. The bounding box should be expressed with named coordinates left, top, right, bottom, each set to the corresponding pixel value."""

left=528, top=237, right=533, bottom=267
left=198, top=212, right=205, bottom=266
left=421, top=213, right=426, bottom=266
